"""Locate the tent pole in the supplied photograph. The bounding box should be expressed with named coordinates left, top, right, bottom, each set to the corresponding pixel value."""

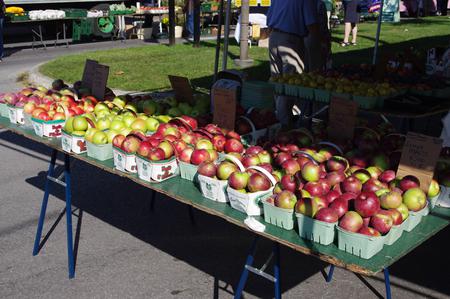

left=168, top=0, right=175, bottom=46
left=222, top=0, right=232, bottom=70
left=372, top=0, right=384, bottom=65
left=213, top=0, right=225, bottom=82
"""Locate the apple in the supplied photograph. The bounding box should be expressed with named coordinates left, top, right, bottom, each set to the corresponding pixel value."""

left=211, top=135, right=226, bottom=152
left=148, top=147, right=166, bottom=161
left=24, top=102, right=36, bottom=114
left=217, top=161, right=238, bottom=180
left=329, top=198, right=348, bottom=218
left=315, top=208, right=339, bottom=223
left=198, top=161, right=217, bottom=178
left=64, top=117, right=75, bottom=133
left=396, top=203, right=409, bottom=221
left=399, top=175, right=420, bottom=191
left=314, top=196, right=328, bottom=210
left=380, top=190, right=402, bottom=209
left=122, top=135, right=141, bottom=153
left=370, top=210, right=393, bottom=234
left=326, top=171, right=346, bottom=187
left=196, top=138, right=214, bottom=150
left=353, top=169, right=372, bottom=184
left=403, top=187, right=427, bottom=211
left=341, top=176, right=362, bottom=194
left=190, top=149, right=211, bottom=165
left=371, top=153, right=390, bottom=171
left=84, top=128, right=99, bottom=142
left=301, top=162, right=320, bottom=182
left=428, top=179, right=440, bottom=198
left=362, top=178, right=387, bottom=193
left=280, top=174, right=297, bottom=192
left=275, top=152, right=291, bottom=166
left=326, top=156, right=348, bottom=172
left=304, top=182, right=324, bottom=196
left=91, top=131, right=108, bottom=145
left=224, top=139, right=244, bottom=153
left=362, top=217, right=370, bottom=227
left=228, top=171, right=250, bottom=190
left=366, top=166, right=382, bottom=179
left=110, top=119, right=126, bottom=132
left=339, top=192, right=357, bottom=202
left=379, top=170, right=396, bottom=184
left=326, top=190, right=340, bottom=204
left=354, top=191, right=380, bottom=217
left=32, top=108, right=47, bottom=118
left=386, top=209, right=403, bottom=225
left=112, top=134, right=126, bottom=148
left=339, top=211, right=364, bottom=232
left=130, top=118, right=147, bottom=133
left=248, top=172, right=271, bottom=192
left=94, top=102, right=109, bottom=114
left=274, top=190, right=297, bottom=209
left=73, top=116, right=89, bottom=131
left=179, top=147, right=194, bottom=163
left=358, top=227, right=381, bottom=237
left=145, top=117, right=160, bottom=132
left=242, top=154, right=261, bottom=168
left=295, top=197, right=319, bottom=218
left=106, top=130, right=119, bottom=143
left=246, top=146, right=263, bottom=156
left=137, top=141, right=152, bottom=157
left=257, top=150, right=272, bottom=164
left=157, top=140, right=174, bottom=159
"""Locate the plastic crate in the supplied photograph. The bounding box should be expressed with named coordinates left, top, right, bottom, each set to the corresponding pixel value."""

left=8, top=105, right=24, bottom=125
left=284, top=85, right=298, bottom=97
left=241, top=81, right=275, bottom=110
left=353, top=95, right=379, bottom=109
left=23, top=113, right=33, bottom=128
left=61, top=130, right=87, bottom=154
left=86, top=141, right=113, bottom=161
left=198, top=175, right=229, bottom=203
left=227, top=186, right=273, bottom=216
left=113, top=146, right=137, bottom=173
left=179, top=160, right=199, bottom=182
left=32, top=117, right=65, bottom=138
left=296, top=213, right=336, bottom=245
left=270, top=82, right=284, bottom=95
left=384, top=220, right=406, bottom=246
left=337, top=226, right=385, bottom=259
left=315, top=89, right=331, bottom=103
left=298, top=86, right=314, bottom=100
left=262, top=200, right=295, bottom=230
left=403, top=203, right=428, bottom=232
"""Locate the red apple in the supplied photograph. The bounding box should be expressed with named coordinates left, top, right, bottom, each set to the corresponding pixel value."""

left=216, top=161, right=238, bottom=180
left=386, top=209, right=403, bottom=225
left=259, top=163, right=273, bottom=173
left=112, top=134, right=126, bottom=148
left=246, top=145, right=264, bottom=155
left=295, top=197, right=319, bottom=218
left=339, top=192, right=357, bottom=202
left=172, top=140, right=188, bottom=156
left=190, top=149, right=211, bottom=165
left=329, top=198, right=348, bottom=218
left=282, top=159, right=301, bottom=175
left=198, top=161, right=217, bottom=178
left=242, top=154, right=261, bottom=168
left=354, top=191, right=380, bottom=218
left=122, top=135, right=141, bottom=154
left=380, top=190, right=403, bottom=209
left=247, top=172, right=271, bottom=192
left=326, top=190, right=341, bottom=204
left=326, top=156, right=348, bottom=172
left=228, top=171, right=250, bottom=190
left=339, top=211, right=364, bottom=232
left=341, top=176, right=362, bottom=194
left=304, top=182, right=325, bottom=196
left=379, top=170, right=396, bottom=184
left=326, top=171, right=346, bottom=187
left=315, top=207, right=339, bottom=223
left=362, top=217, right=370, bottom=227
left=370, top=210, right=393, bottom=234
left=158, top=140, right=174, bottom=159
left=148, top=147, right=166, bottom=161
left=399, top=175, right=420, bottom=192
left=362, top=178, right=387, bottom=193
left=301, top=162, right=320, bottom=182
left=281, top=174, right=297, bottom=192
left=275, top=152, right=291, bottom=167
left=211, top=135, right=227, bottom=152
left=274, top=190, right=297, bottom=209
left=137, top=141, right=152, bottom=157
left=314, top=196, right=328, bottom=210
left=180, top=147, right=194, bottom=163
left=224, top=138, right=244, bottom=153
left=358, top=227, right=381, bottom=237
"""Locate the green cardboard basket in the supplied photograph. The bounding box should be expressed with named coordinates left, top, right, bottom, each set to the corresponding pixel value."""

left=296, top=213, right=337, bottom=245
left=179, top=160, right=199, bottom=182
left=86, top=141, right=113, bottom=161
left=0, top=103, right=8, bottom=117
left=352, top=95, right=379, bottom=109
left=403, top=203, right=428, bottom=232
left=384, top=220, right=406, bottom=246
left=284, top=84, right=298, bottom=97
left=270, top=82, right=284, bottom=95
left=262, top=200, right=295, bottom=230
left=298, top=86, right=314, bottom=100
left=429, top=192, right=441, bottom=209
left=314, top=89, right=331, bottom=103
left=337, top=226, right=385, bottom=259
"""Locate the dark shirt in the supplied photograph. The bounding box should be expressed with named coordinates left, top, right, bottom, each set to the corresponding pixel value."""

left=0, top=0, right=5, bottom=18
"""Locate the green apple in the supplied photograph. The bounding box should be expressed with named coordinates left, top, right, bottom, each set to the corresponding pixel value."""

left=106, top=130, right=119, bottom=143
left=111, top=107, right=121, bottom=115
left=145, top=117, right=160, bottom=132
left=94, top=102, right=109, bottom=114
left=96, top=109, right=110, bottom=119
left=124, top=103, right=138, bottom=113
left=137, top=113, right=148, bottom=120
left=108, top=115, right=115, bottom=122
left=142, top=100, right=157, bottom=115
left=112, top=97, right=126, bottom=109
left=113, top=115, right=123, bottom=121
left=120, top=127, right=132, bottom=136
left=72, top=130, right=86, bottom=136
left=96, top=117, right=111, bottom=131
left=64, top=117, right=75, bottom=133
left=167, top=107, right=182, bottom=117
left=178, top=102, right=192, bottom=115
left=156, top=115, right=171, bottom=123
left=85, top=128, right=99, bottom=143
left=92, top=131, right=108, bottom=145
left=110, top=119, right=125, bottom=131
left=84, top=113, right=96, bottom=121
left=130, top=118, right=147, bottom=132
left=123, top=115, right=136, bottom=127
left=73, top=116, right=88, bottom=131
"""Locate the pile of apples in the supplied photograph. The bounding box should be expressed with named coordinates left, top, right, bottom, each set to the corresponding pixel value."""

left=2, top=86, right=89, bottom=121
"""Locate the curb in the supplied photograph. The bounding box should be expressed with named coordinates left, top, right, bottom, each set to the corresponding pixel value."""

left=28, top=62, right=134, bottom=96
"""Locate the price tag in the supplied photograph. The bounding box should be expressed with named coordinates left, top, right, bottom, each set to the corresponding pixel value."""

left=82, top=59, right=98, bottom=90
left=91, top=64, right=110, bottom=101
left=168, top=75, right=194, bottom=105
left=249, top=0, right=258, bottom=5
left=260, top=0, right=271, bottom=6
left=397, top=132, right=442, bottom=192
left=328, top=96, right=358, bottom=141
left=235, top=0, right=241, bottom=6
left=212, top=87, right=236, bottom=131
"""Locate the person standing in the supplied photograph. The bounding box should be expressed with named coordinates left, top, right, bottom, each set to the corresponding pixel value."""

left=183, top=0, right=198, bottom=38
left=0, top=0, right=5, bottom=61
left=341, top=0, right=360, bottom=46
left=267, top=0, right=321, bottom=127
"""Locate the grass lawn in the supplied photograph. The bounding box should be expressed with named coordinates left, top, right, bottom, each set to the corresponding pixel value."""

left=40, top=16, right=450, bottom=92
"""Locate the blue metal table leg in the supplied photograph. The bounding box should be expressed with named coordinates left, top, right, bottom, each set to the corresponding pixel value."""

left=274, top=242, right=281, bottom=299
left=234, top=236, right=259, bottom=299
left=326, top=265, right=335, bottom=283
left=33, top=149, right=58, bottom=256
left=384, top=268, right=391, bottom=299
left=64, top=154, right=75, bottom=279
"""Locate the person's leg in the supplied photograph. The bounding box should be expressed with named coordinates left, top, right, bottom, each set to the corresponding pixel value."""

left=0, top=18, right=3, bottom=60
left=351, top=23, right=358, bottom=44
left=186, top=13, right=194, bottom=37
left=343, top=22, right=351, bottom=43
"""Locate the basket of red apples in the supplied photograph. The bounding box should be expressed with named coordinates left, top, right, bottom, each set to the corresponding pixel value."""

left=112, top=133, right=144, bottom=173
left=134, top=136, right=179, bottom=182
left=197, top=154, right=245, bottom=203
left=227, top=165, right=277, bottom=216
left=263, top=190, right=298, bottom=230
left=178, top=138, right=219, bottom=182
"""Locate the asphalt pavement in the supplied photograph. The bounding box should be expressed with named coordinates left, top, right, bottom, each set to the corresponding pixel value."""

left=1, top=41, right=450, bottom=299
